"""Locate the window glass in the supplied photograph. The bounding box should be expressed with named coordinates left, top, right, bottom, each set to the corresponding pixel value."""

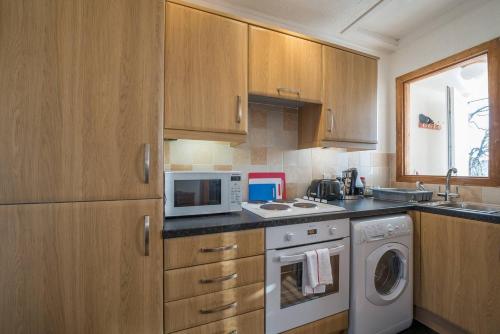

left=407, top=54, right=489, bottom=177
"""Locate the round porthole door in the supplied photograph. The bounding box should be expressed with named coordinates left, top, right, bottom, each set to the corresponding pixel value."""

left=365, top=243, right=409, bottom=306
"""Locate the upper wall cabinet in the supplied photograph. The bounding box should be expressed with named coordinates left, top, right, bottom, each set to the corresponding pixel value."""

left=322, top=46, right=378, bottom=145
left=0, top=0, right=164, bottom=205
left=298, top=46, right=377, bottom=150
left=165, top=3, right=248, bottom=140
left=249, top=26, right=322, bottom=103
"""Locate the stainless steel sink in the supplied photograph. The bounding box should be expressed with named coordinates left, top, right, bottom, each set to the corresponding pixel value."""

left=431, top=201, right=500, bottom=214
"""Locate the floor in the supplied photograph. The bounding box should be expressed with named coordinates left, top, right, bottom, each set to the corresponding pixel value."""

left=398, top=321, right=438, bottom=334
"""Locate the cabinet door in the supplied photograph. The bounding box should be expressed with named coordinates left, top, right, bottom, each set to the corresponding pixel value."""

left=0, top=0, right=164, bottom=204
left=322, top=46, right=377, bottom=143
left=0, top=199, right=163, bottom=334
left=420, top=213, right=500, bottom=333
left=249, top=26, right=322, bottom=102
left=165, top=3, right=248, bottom=134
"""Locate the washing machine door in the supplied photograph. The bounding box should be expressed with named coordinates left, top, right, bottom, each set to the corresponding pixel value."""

left=365, top=242, right=409, bottom=306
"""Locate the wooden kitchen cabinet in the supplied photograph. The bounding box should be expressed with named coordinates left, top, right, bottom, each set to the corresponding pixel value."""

left=418, top=213, right=500, bottom=333
left=298, top=46, right=377, bottom=150
left=165, top=3, right=248, bottom=140
left=249, top=26, right=322, bottom=103
left=0, top=199, right=164, bottom=334
left=0, top=0, right=164, bottom=204
left=321, top=46, right=377, bottom=145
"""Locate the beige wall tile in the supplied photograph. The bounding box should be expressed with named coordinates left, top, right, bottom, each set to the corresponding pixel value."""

left=212, top=143, right=232, bottom=165
left=285, top=182, right=298, bottom=199
left=348, top=152, right=360, bottom=168
left=249, top=106, right=267, bottom=129
left=482, top=187, right=500, bottom=204
left=164, top=141, right=170, bottom=164
left=371, top=152, right=389, bottom=167
left=170, top=164, right=192, bottom=171
left=251, top=147, right=267, bottom=165
left=233, top=148, right=250, bottom=165
left=192, top=164, right=214, bottom=171
left=457, top=186, right=482, bottom=202
left=192, top=142, right=213, bottom=164
left=283, top=109, right=298, bottom=131
left=267, top=147, right=283, bottom=166
left=214, top=164, right=233, bottom=171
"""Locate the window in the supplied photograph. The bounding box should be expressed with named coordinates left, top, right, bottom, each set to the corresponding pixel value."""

left=396, top=38, right=500, bottom=186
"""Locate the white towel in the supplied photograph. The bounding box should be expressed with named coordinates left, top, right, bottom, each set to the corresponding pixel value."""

left=302, top=248, right=333, bottom=296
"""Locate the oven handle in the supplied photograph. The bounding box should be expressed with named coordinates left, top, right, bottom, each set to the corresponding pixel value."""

left=278, top=244, right=345, bottom=263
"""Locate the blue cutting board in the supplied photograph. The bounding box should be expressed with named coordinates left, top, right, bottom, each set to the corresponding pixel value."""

left=248, top=183, right=276, bottom=201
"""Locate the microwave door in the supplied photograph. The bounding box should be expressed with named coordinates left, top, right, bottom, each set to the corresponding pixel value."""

left=165, top=173, right=230, bottom=216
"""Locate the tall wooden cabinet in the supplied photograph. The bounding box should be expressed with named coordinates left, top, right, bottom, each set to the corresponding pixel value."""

left=0, top=0, right=164, bottom=205
left=165, top=3, right=248, bottom=141
left=418, top=213, right=500, bottom=333
left=249, top=26, right=322, bottom=103
left=0, top=200, right=164, bottom=334
left=0, top=0, right=165, bottom=333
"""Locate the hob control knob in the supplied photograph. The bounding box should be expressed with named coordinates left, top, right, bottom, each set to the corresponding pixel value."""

left=285, top=232, right=295, bottom=241
left=329, top=227, right=337, bottom=235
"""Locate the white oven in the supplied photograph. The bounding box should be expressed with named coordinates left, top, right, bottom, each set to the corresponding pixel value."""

left=265, top=219, right=350, bottom=334
left=164, top=171, right=242, bottom=217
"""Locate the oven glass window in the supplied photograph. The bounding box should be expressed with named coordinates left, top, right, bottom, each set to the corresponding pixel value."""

left=174, top=179, right=222, bottom=207
left=280, top=255, right=339, bottom=309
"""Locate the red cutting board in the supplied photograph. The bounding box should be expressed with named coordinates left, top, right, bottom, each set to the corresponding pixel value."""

left=248, top=172, right=286, bottom=199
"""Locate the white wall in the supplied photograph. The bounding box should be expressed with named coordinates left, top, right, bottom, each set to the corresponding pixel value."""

left=386, top=0, right=500, bottom=153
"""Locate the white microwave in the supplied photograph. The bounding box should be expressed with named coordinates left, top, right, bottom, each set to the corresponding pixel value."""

left=164, top=171, right=242, bottom=217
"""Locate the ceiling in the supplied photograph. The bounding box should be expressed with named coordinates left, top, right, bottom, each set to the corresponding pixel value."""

left=185, top=0, right=488, bottom=53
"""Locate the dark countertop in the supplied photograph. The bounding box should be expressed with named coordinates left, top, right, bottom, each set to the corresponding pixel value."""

left=163, top=198, right=500, bottom=238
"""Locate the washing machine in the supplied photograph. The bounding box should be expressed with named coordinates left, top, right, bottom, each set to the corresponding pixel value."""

left=349, top=214, right=413, bottom=334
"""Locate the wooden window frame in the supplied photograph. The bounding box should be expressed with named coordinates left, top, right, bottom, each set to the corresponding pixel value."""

left=396, top=38, right=500, bottom=186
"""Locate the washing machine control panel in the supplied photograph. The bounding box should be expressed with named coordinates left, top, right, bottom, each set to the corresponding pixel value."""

left=357, top=218, right=411, bottom=243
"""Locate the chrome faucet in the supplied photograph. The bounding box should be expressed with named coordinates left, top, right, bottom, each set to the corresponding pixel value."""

left=437, top=167, right=459, bottom=201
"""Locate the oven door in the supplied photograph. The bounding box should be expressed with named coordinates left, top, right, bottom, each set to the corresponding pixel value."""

left=265, top=237, right=350, bottom=334
left=165, top=173, right=229, bottom=216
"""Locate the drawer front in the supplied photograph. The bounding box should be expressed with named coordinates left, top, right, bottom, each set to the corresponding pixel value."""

left=165, top=255, right=264, bottom=301
left=172, top=309, right=264, bottom=334
left=164, top=282, right=264, bottom=333
left=164, top=229, right=264, bottom=269
left=282, top=311, right=349, bottom=334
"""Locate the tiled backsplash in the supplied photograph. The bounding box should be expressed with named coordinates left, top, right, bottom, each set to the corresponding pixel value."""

left=388, top=154, right=500, bottom=204
left=164, top=103, right=391, bottom=200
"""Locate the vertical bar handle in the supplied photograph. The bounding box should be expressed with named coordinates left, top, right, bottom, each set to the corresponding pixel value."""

left=144, top=215, right=150, bottom=256
left=236, top=95, right=242, bottom=124
left=144, top=143, right=150, bottom=184
left=329, top=108, right=334, bottom=133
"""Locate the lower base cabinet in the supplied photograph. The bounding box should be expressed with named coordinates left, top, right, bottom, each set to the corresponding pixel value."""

left=0, top=199, right=163, bottom=334
left=418, top=213, right=500, bottom=334
left=172, top=309, right=264, bottom=334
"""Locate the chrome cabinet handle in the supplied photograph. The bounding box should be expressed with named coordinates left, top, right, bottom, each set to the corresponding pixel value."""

left=144, top=143, right=150, bottom=184
left=327, top=108, right=333, bottom=132
left=144, top=215, right=150, bottom=256
left=200, top=244, right=238, bottom=253
left=200, top=273, right=238, bottom=284
left=200, top=301, right=237, bottom=314
left=330, top=108, right=335, bottom=133
left=236, top=95, right=242, bottom=124
left=277, top=87, right=300, bottom=97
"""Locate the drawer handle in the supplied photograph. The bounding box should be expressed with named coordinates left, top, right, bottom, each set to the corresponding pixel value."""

left=200, top=301, right=237, bottom=314
left=277, top=87, right=300, bottom=97
left=200, top=244, right=238, bottom=253
left=327, top=108, right=333, bottom=133
left=200, top=273, right=238, bottom=284
left=228, top=331, right=238, bottom=334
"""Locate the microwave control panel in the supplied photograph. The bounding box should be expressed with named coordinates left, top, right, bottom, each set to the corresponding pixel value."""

left=229, top=173, right=242, bottom=210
